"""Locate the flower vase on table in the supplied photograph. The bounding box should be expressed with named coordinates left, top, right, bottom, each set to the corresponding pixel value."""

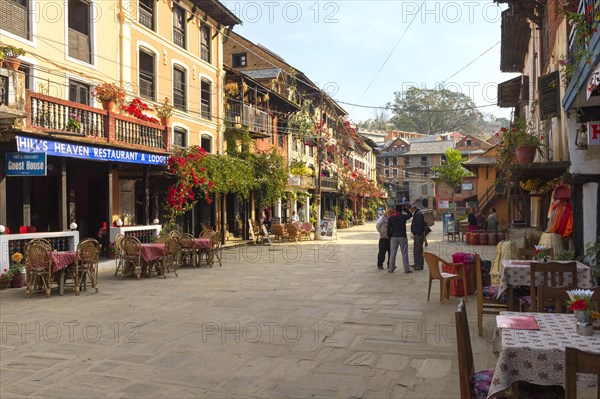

left=534, top=245, right=550, bottom=262
left=567, top=289, right=595, bottom=336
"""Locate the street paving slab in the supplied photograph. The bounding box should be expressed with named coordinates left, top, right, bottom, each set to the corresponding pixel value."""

left=1, top=222, right=499, bottom=398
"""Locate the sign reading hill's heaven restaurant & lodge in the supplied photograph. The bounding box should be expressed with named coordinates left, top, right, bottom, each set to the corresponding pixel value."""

left=15, top=136, right=168, bottom=165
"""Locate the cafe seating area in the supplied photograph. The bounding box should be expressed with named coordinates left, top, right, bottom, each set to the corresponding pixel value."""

left=440, top=241, right=600, bottom=398
left=0, top=225, right=222, bottom=298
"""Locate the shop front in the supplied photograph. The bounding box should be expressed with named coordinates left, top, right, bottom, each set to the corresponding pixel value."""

left=1, top=134, right=170, bottom=250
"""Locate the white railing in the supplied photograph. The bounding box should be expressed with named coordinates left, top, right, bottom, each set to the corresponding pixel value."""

left=109, top=225, right=162, bottom=243
left=0, top=230, right=80, bottom=271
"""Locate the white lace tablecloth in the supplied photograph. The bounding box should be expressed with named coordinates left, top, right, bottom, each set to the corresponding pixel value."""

left=497, top=260, right=596, bottom=299
left=488, top=312, right=600, bottom=398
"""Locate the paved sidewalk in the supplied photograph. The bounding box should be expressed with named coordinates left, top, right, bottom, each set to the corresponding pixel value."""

left=1, top=222, right=498, bottom=398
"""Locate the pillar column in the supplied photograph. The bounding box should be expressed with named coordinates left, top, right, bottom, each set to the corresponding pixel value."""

left=274, top=199, right=281, bottom=218
left=304, top=197, right=310, bottom=222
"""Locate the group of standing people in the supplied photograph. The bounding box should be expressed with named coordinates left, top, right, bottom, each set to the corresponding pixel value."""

left=375, top=203, right=427, bottom=273
left=467, top=207, right=498, bottom=233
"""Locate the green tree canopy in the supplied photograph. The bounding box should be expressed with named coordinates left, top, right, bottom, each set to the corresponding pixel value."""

left=431, top=148, right=473, bottom=204
left=387, top=87, right=485, bottom=135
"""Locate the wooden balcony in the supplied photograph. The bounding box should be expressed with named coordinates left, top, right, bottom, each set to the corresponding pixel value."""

left=24, top=91, right=171, bottom=153
left=0, top=68, right=26, bottom=121
left=287, top=174, right=316, bottom=190
left=227, top=100, right=272, bottom=138
left=321, top=176, right=339, bottom=192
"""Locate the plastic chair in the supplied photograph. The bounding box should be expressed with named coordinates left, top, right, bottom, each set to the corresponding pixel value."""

left=424, top=252, right=468, bottom=304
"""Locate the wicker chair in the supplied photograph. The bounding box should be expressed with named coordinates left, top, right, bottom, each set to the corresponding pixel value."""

left=122, top=236, right=142, bottom=280
left=113, top=233, right=125, bottom=276
left=75, top=238, right=100, bottom=295
left=25, top=240, right=53, bottom=298
left=272, top=224, right=287, bottom=243
left=286, top=223, right=301, bottom=241
left=179, top=233, right=196, bottom=268
left=206, top=231, right=223, bottom=267
left=155, top=233, right=170, bottom=243
left=169, top=230, right=180, bottom=238
left=159, top=236, right=181, bottom=277
left=300, top=222, right=313, bottom=241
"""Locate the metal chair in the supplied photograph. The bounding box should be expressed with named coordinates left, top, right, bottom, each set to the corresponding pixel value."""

left=75, top=238, right=100, bottom=295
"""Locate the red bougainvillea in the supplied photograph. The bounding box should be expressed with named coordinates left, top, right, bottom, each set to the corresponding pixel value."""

left=123, top=98, right=160, bottom=124
left=166, top=146, right=214, bottom=215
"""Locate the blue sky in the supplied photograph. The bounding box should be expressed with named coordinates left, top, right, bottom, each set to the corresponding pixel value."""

left=222, top=1, right=519, bottom=123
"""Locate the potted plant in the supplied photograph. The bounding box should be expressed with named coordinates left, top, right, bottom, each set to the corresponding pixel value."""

left=9, top=252, right=26, bottom=288
left=0, top=45, right=26, bottom=71
left=154, top=97, right=174, bottom=126
left=498, top=117, right=544, bottom=165
left=92, top=82, right=126, bottom=111
left=0, top=265, right=13, bottom=290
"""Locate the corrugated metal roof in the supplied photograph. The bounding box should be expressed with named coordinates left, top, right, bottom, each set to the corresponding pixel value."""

left=242, top=68, right=282, bottom=80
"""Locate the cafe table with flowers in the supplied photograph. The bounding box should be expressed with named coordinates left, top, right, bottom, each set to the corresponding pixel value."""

left=487, top=288, right=599, bottom=398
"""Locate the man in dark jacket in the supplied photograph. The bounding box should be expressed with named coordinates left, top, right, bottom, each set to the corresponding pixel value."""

left=410, top=203, right=425, bottom=270
left=386, top=203, right=413, bottom=273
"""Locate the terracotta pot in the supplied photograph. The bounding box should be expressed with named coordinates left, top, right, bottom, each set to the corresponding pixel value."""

left=488, top=233, right=497, bottom=246
left=101, top=99, right=115, bottom=112
left=10, top=273, right=26, bottom=288
left=516, top=146, right=537, bottom=164
left=160, top=116, right=171, bottom=126
left=465, top=232, right=471, bottom=243
left=479, top=232, right=488, bottom=245
left=4, top=57, right=20, bottom=71
left=470, top=232, right=479, bottom=245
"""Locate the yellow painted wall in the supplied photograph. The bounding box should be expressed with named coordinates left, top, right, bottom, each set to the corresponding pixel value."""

left=126, top=0, right=224, bottom=149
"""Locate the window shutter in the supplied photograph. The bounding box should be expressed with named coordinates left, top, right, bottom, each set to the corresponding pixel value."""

left=538, top=71, right=560, bottom=119
left=0, top=0, right=28, bottom=39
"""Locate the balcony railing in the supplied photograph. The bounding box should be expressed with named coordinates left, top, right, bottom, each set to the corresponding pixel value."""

left=321, top=176, right=339, bottom=190
left=227, top=101, right=273, bottom=136
left=26, top=91, right=171, bottom=152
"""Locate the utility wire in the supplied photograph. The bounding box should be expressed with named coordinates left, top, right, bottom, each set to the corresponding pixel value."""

left=352, top=1, right=424, bottom=108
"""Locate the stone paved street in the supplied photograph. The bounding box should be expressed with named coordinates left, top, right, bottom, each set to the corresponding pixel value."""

left=1, top=222, right=498, bottom=398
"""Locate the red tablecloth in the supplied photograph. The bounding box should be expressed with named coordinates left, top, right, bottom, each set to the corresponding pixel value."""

left=139, top=243, right=165, bottom=262
left=194, top=238, right=210, bottom=250
left=51, top=251, right=77, bottom=273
